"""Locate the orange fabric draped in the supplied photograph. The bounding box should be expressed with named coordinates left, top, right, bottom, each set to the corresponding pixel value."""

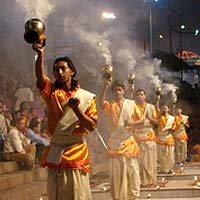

left=107, top=136, right=141, bottom=157
left=157, top=135, right=174, bottom=145
left=172, top=115, right=188, bottom=141
left=132, top=103, right=157, bottom=142
left=41, top=143, right=90, bottom=172
left=134, top=131, right=156, bottom=142
left=103, top=100, right=140, bottom=157
left=156, top=115, right=174, bottom=145
left=38, top=77, right=97, bottom=171
left=102, top=100, right=124, bottom=132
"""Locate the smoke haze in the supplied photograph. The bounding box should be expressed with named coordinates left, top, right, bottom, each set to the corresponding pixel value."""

left=0, top=0, right=179, bottom=101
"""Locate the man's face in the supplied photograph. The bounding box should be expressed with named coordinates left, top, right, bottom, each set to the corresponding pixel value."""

left=175, top=108, right=182, bottom=115
left=16, top=119, right=26, bottom=132
left=112, top=86, right=125, bottom=100
left=53, top=61, right=74, bottom=84
left=162, top=105, right=169, bottom=115
left=136, top=91, right=146, bottom=103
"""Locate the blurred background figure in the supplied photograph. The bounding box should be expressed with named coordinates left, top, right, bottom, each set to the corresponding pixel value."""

left=3, top=116, right=36, bottom=170
left=14, top=82, right=34, bottom=111
left=28, top=117, right=50, bottom=163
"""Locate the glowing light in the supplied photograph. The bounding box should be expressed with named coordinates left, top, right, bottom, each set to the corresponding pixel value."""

left=159, top=34, right=163, bottom=39
left=102, top=12, right=116, bottom=19
left=194, top=29, right=199, bottom=36
left=98, top=42, right=103, bottom=46
left=180, top=24, right=186, bottom=30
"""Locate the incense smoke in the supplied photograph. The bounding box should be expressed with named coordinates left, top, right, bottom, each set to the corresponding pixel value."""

left=15, top=0, right=55, bottom=21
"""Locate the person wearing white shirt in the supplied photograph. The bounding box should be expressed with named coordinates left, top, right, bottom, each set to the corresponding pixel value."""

left=3, top=117, right=36, bottom=169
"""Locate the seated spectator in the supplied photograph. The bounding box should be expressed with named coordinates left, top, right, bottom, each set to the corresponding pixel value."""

left=28, top=117, right=50, bottom=163
left=3, top=116, right=36, bottom=169
left=27, top=107, right=38, bottom=126
left=12, top=101, right=30, bottom=128
left=0, top=100, right=8, bottom=140
left=3, top=108, right=13, bottom=132
left=28, top=117, right=50, bottom=145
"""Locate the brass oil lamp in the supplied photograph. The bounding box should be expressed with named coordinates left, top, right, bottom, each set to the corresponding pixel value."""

left=128, top=73, right=136, bottom=84
left=24, top=18, right=46, bottom=46
left=102, top=64, right=114, bottom=81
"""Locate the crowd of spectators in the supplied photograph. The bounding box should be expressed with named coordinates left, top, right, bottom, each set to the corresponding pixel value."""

left=0, top=69, right=49, bottom=169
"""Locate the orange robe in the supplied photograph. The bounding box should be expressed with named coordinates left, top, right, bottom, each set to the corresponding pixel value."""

left=132, top=103, right=157, bottom=142
left=38, top=77, right=97, bottom=172
left=172, top=115, right=189, bottom=141
left=157, top=115, right=174, bottom=146
left=103, top=99, right=140, bottom=157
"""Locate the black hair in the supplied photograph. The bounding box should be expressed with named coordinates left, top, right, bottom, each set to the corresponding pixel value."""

left=19, top=101, right=30, bottom=112
left=53, top=56, right=78, bottom=89
left=29, top=117, right=41, bottom=130
left=111, top=80, right=125, bottom=90
left=136, top=89, right=146, bottom=95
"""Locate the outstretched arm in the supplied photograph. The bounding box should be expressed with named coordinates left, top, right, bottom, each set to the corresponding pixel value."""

left=99, top=80, right=110, bottom=108
left=155, top=94, right=161, bottom=113
left=32, top=42, right=46, bottom=89
left=128, top=83, right=134, bottom=100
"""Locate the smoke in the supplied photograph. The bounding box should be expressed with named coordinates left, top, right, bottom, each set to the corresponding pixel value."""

left=0, top=0, right=187, bottom=172
left=135, top=58, right=178, bottom=101
left=0, top=0, right=180, bottom=96
left=15, top=0, right=55, bottom=21
left=75, top=29, right=112, bottom=64
left=162, top=83, right=178, bottom=98
left=116, top=48, right=136, bottom=73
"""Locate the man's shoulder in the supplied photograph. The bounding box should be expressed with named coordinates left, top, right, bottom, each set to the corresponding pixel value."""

left=124, top=98, right=135, bottom=103
left=76, top=88, right=96, bottom=99
left=146, top=102, right=155, bottom=108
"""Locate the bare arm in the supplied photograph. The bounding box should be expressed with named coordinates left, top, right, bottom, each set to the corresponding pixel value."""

left=128, top=83, right=134, bottom=100
left=32, top=42, right=46, bottom=89
left=99, top=80, right=110, bottom=108
left=155, top=94, right=160, bottom=113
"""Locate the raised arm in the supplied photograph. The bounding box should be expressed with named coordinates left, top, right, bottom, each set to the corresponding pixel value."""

left=128, top=83, right=134, bottom=100
left=98, top=80, right=110, bottom=108
left=155, top=94, right=161, bottom=113
left=32, top=42, right=46, bottom=89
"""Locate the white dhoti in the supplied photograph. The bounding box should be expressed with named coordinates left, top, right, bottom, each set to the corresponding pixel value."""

left=158, top=145, right=174, bottom=173
left=138, top=141, right=157, bottom=186
left=109, top=156, right=140, bottom=200
left=175, top=140, right=187, bottom=164
left=47, top=168, right=92, bottom=200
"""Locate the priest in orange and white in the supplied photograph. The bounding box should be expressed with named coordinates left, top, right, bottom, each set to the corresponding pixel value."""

left=156, top=105, right=175, bottom=174
left=172, top=108, right=189, bottom=164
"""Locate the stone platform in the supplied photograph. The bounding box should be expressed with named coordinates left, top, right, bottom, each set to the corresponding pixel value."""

left=91, top=162, right=200, bottom=200
left=1, top=160, right=200, bottom=200
left=0, top=161, right=47, bottom=200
